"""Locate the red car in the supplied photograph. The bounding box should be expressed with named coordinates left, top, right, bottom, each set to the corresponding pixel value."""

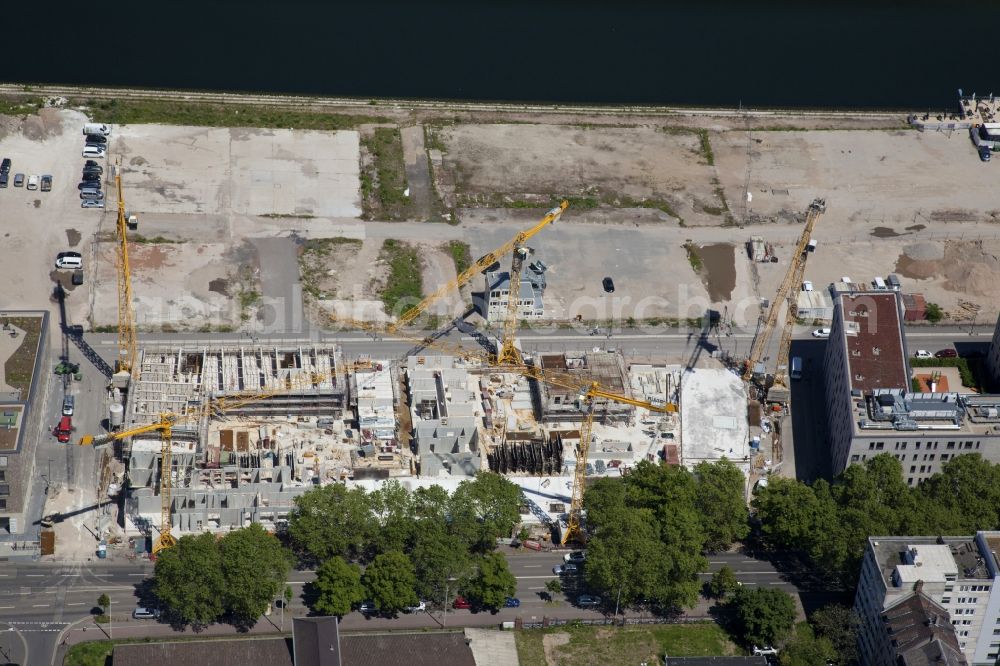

left=54, top=416, right=72, bottom=443
left=452, top=596, right=472, bottom=610
left=935, top=349, right=958, bottom=358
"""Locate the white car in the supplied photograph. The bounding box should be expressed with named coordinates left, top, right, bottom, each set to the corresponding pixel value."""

left=801, top=280, right=814, bottom=292
left=404, top=600, right=427, bottom=613
left=812, top=328, right=831, bottom=338
left=55, top=252, right=83, bottom=270
left=82, top=145, right=106, bottom=158
left=914, top=350, right=933, bottom=359
left=26, top=175, right=38, bottom=190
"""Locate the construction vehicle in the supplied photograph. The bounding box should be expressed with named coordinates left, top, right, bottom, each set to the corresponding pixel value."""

left=743, top=198, right=825, bottom=390
left=381, top=201, right=567, bottom=335
left=79, top=362, right=373, bottom=555
left=114, top=158, right=138, bottom=381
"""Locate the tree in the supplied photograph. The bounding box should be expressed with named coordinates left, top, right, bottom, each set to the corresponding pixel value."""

left=287, top=484, right=374, bottom=563
left=778, top=624, right=837, bottom=666
left=410, top=522, right=472, bottom=605
left=810, top=604, right=859, bottom=663
left=925, top=302, right=943, bottom=323
left=448, top=473, right=523, bottom=552
left=545, top=579, right=562, bottom=595
left=154, top=532, right=226, bottom=627
left=369, top=480, right=415, bottom=555
left=708, top=566, right=739, bottom=600
left=312, top=556, right=364, bottom=617
left=694, top=459, right=750, bottom=551
left=219, top=524, right=292, bottom=628
left=362, top=551, right=418, bottom=615
left=464, top=552, right=517, bottom=610
left=732, top=587, right=797, bottom=647
left=97, top=593, right=110, bottom=615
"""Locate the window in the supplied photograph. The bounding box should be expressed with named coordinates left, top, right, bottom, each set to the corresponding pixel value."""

left=907, top=478, right=913, bottom=485
left=869, top=442, right=875, bottom=450
left=915, top=442, right=921, bottom=449
left=920, top=465, right=926, bottom=473
left=0, top=485, right=9, bottom=496
left=0, top=471, right=5, bottom=482
left=0, top=499, right=5, bottom=510
left=851, top=455, right=860, bottom=462
left=943, top=597, right=951, bottom=604
left=929, top=454, right=935, bottom=461
left=941, top=454, right=950, bottom=461
left=901, top=442, right=907, bottom=450
left=913, top=454, right=918, bottom=461
left=0, top=456, right=6, bottom=467
left=876, top=442, right=884, bottom=450
left=965, top=442, right=973, bottom=449
left=910, top=466, right=916, bottom=473
left=947, top=442, right=955, bottom=449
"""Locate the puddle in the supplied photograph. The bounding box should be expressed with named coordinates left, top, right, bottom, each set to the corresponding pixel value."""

left=208, top=278, right=230, bottom=296
left=66, top=229, right=81, bottom=247
left=871, top=227, right=902, bottom=238
left=697, top=243, right=736, bottom=302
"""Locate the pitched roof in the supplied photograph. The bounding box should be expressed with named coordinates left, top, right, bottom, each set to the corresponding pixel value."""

left=882, top=590, right=968, bottom=666
left=113, top=638, right=293, bottom=666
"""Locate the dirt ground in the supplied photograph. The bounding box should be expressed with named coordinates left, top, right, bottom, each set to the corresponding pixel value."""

left=436, top=124, right=728, bottom=226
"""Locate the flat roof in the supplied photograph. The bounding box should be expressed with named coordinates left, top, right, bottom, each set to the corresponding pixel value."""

left=869, top=536, right=993, bottom=586
left=839, top=292, right=909, bottom=393
left=680, top=369, right=749, bottom=470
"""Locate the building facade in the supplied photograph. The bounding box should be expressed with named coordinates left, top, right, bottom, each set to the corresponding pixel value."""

left=855, top=534, right=1000, bottom=665
left=483, top=261, right=547, bottom=322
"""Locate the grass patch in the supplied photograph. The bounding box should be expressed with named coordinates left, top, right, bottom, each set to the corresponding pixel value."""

left=129, top=234, right=179, bottom=244
left=376, top=239, right=423, bottom=315
left=424, top=125, right=448, bottom=153
left=684, top=242, right=704, bottom=272
left=0, top=96, right=44, bottom=116
left=443, top=240, right=472, bottom=276
left=515, top=623, right=738, bottom=666
left=74, top=97, right=388, bottom=130
left=65, top=640, right=114, bottom=666
left=231, top=264, right=262, bottom=323
left=361, top=127, right=411, bottom=220
left=0, top=315, right=42, bottom=398
left=453, top=190, right=684, bottom=224
left=697, top=129, right=715, bottom=166
left=298, top=237, right=363, bottom=301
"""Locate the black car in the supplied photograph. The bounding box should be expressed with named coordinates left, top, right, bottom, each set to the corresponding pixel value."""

left=83, top=164, right=103, bottom=174
left=0, top=173, right=7, bottom=188
left=85, top=134, right=108, bottom=145
left=0, top=158, right=10, bottom=174
left=81, top=172, right=102, bottom=181
left=79, top=181, right=102, bottom=190
left=602, top=277, right=615, bottom=293
left=979, top=145, right=992, bottom=162
left=84, top=160, right=101, bottom=169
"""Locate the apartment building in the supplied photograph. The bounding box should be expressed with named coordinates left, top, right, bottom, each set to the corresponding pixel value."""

left=483, top=261, right=547, bottom=323
left=855, top=533, right=1000, bottom=664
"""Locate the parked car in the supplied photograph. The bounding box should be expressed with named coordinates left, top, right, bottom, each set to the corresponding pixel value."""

left=62, top=395, right=75, bottom=416
left=40, top=175, right=52, bottom=191
left=503, top=597, right=520, bottom=608
left=81, top=199, right=105, bottom=209
left=979, top=145, right=992, bottom=162
left=914, top=350, right=933, bottom=359
left=404, top=600, right=426, bottom=613
left=84, top=160, right=103, bottom=170
left=935, top=348, right=958, bottom=358
left=602, top=277, right=615, bottom=293
left=553, top=563, right=579, bottom=575
left=0, top=173, right=7, bottom=188
left=358, top=601, right=377, bottom=615
left=564, top=551, right=587, bottom=563
left=53, top=415, right=72, bottom=443
left=13, top=173, right=24, bottom=187
left=81, top=171, right=101, bottom=181
left=85, top=134, right=108, bottom=145
left=80, top=191, right=104, bottom=201
left=55, top=252, right=83, bottom=269
left=0, top=158, right=10, bottom=173
left=132, top=607, right=160, bottom=619
left=79, top=181, right=102, bottom=190
left=26, top=175, right=38, bottom=190
left=452, top=596, right=472, bottom=609
left=83, top=123, right=111, bottom=136
left=801, top=280, right=814, bottom=291
left=576, top=595, right=602, bottom=607
left=82, top=145, right=106, bottom=158
left=812, top=328, right=831, bottom=338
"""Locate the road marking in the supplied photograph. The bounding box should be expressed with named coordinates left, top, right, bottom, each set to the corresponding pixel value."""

left=31, top=604, right=49, bottom=608
left=25, top=575, right=44, bottom=578
left=0, top=606, right=13, bottom=610
left=528, top=586, right=545, bottom=590
left=66, top=602, right=86, bottom=606
left=523, top=565, right=541, bottom=568
left=768, top=582, right=785, bottom=585
left=127, top=573, right=145, bottom=577
left=517, top=575, right=558, bottom=580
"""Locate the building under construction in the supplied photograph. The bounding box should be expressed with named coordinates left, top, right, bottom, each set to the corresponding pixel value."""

left=534, top=351, right=634, bottom=424
left=120, top=344, right=381, bottom=536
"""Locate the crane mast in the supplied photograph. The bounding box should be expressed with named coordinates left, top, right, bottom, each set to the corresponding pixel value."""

left=115, top=160, right=137, bottom=376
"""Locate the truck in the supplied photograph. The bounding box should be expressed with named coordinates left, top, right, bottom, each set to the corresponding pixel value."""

left=54, top=416, right=72, bottom=443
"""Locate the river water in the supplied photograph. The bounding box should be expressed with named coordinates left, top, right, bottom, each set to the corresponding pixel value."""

left=7, top=0, right=997, bottom=109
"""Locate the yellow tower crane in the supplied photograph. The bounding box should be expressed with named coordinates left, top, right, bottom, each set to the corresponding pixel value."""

left=743, top=198, right=825, bottom=386
left=80, top=361, right=373, bottom=555
left=387, top=202, right=567, bottom=335
left=114, top=158, right=138, bottom=377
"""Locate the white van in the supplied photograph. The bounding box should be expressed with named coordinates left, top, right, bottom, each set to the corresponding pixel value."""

left=82, top=123, right=111, bottom=136
left=790, top=356, right=803, bottom=380
left=82, top=145, right=106, bottom=158
left=55, top=252, right=83, bottom=270
left=873, top=277, right=887, bottom=290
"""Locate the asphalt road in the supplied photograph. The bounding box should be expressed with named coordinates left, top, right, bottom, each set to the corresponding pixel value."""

left=0, top=549, right=801, bottom=665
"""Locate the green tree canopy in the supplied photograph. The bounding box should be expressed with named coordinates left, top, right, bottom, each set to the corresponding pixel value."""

left=694, top=459, right=750, bottom=551
left=410, top=521, right=472, bottom=605
left=778, top=624, right=837, bottom=666
left=312, top=556, right=364, bottom=617
left=153, top=532, right=226, bottom=627
left=362, top=550, right=418, bottom=615
left=97, top=593, right=110, bottom=612
left=464, top=551, right=517, bottom=610
left=448, top=472, right=523, bottom=552
left=219, top=524, right=291, bottom=627
left=708, top=566, right=739, bottom=600
left=369, top=480, right=416, bottom=555
left=731, top=587, right=797, bottom=647
left=287, top=484, right=374, bottom=562
left=810, top=604, right=859, bottom=663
